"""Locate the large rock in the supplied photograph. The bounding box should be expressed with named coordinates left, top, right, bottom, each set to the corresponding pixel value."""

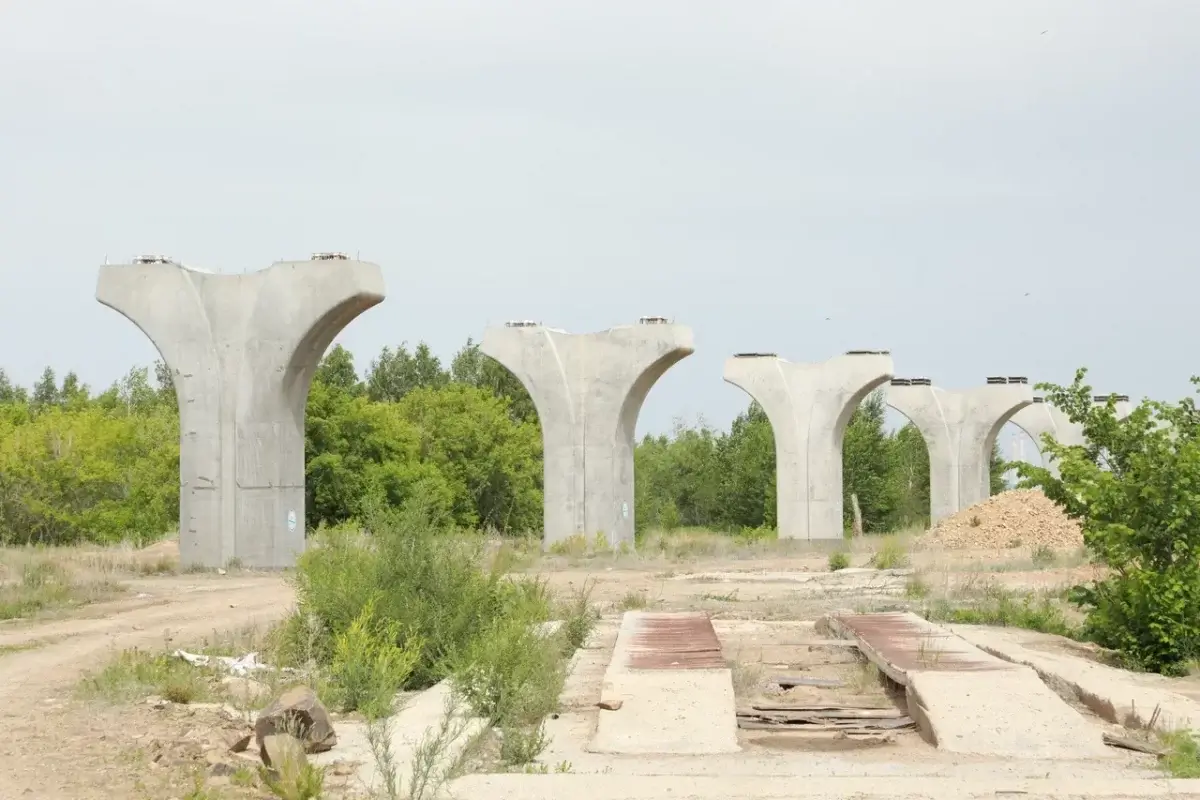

left=254, top=685, right=337, bottom=759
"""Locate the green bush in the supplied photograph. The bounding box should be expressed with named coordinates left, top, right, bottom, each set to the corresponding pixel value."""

left=287, top=499, right=551, bottom=688
left=329, top=597, right=424, bottom=716
left=828, top=551, right=850, bottom=571
left=1017, top=370, right=1200, bottom=674
left=447, top=614, right=562, bottom=726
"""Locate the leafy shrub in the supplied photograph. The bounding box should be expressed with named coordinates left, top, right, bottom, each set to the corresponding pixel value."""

left=448, top=614, right=562, bottom=726
left=1017, top=370, right=1200, bottom=674
left=329, top=597, right=423, bottom=716
left=828, top=551, right=850, bottom=571
left=287, top=498, right=551, bottom=688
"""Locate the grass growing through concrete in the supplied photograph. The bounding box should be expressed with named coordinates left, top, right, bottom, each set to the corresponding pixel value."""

left=920, top=583, right=1077, bottom=638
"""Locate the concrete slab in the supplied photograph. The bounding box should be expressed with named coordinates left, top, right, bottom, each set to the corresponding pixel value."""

left=908, top=667, right=1112, bottom=759
left=822, top=611, right=1015, bottom=685
left=824, top=612, right=1109, bottom=759
left=446, top=773, right=1199, bottom=799
left=587, top=612, right=739, bottom=755
left=952, top=624, right=1200, bottom=734
left=311, top=681, right=486, bottom=796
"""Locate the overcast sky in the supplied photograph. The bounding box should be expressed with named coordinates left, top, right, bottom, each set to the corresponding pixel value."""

left=1, top=1, right=1197, bottom=444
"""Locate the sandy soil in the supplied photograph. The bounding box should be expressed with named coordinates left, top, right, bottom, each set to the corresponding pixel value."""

left=0, top=573, right=293, bottom=799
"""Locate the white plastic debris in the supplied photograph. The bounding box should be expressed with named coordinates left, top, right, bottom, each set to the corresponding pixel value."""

left=172, top=649, right=295, bottom=676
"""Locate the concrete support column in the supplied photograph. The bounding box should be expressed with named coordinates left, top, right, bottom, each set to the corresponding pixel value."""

left=96, top=253, right=385, bottom=569
left=481, top=317, right=693, bottom=550
left=1011, top=393, right=1133, bottom=478
left=723, top=350, right=893, bottom=540
left=887, top=376, right=1033, bottom=524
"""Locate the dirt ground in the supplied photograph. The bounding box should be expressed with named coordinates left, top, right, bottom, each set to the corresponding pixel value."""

left=0, top=574, right=292, bottom=799
left=0, top=540, right=1184, bottom=799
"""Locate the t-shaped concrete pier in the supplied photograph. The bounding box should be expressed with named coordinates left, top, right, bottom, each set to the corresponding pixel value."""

left=481, top=317, right=694, bottom=550
left=887, top=376, right=1033, bottom=523
left=96, top=253, right=385, bottom=569
left=723, top=350, right=894, bottom=540
left=1011, top=394, right=1133, bottom=478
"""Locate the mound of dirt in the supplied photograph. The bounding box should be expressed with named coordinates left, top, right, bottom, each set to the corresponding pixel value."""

left=921, top=489, right=1083, bottom=550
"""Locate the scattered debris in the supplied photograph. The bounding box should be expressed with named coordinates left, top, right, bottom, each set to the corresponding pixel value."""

left=173, top=649, right=297, bottom=677
left=737, top=704, right=915, bottom=733
left=1102, top=732, right=1166, bottom=756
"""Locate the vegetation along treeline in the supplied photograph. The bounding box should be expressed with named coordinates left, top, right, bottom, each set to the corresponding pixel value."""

left=5, top=339, right=1200, bottom=677
left=0, top=338, right=1005, bottom=548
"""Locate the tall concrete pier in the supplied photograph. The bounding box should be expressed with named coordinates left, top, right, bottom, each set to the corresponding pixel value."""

left=723, top=350, right=893, bottom=540
left=96, top=253, right=385, bottom=569
left=481, top=317, right=694, bottom=550
left=1012, top=393, right=1133, bottom=477
left=887, top=376, right=1033, bottom=524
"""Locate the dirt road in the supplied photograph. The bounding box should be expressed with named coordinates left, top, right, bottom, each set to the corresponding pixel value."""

left=0, top=574, right=293, bottom=799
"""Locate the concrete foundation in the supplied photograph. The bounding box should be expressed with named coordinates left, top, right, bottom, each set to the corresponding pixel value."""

left=1012, top=394, right=1133, bottom=478
left=723, top=350, right=893, bottom=540
left=481, top=318, right=693, bottom=549
left=588, top=612, right=740, bottom=755
left=887, top=377, right=1033, bottom=523
left=96, top=254, right=385, bottom=569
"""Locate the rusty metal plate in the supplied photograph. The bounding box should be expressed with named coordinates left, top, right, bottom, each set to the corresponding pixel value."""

left=625, top=612, right=727, bottom=670
left=834, top=612, right=1013, bottom=676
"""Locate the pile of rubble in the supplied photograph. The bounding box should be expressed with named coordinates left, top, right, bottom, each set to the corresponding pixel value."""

left=921, top=489, right=1084, bottom=550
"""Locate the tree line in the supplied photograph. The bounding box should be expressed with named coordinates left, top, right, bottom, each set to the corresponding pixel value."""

left=0, top=340, right=1004, bottom=546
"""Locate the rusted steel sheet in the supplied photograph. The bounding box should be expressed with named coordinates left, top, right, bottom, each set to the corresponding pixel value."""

left=833, top=612, right=1013, bottom=684
left=625, top=612, right=727, bottom=670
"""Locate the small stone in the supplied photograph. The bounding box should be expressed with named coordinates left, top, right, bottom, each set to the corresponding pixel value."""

left=598, top=699, right=623, bottom=711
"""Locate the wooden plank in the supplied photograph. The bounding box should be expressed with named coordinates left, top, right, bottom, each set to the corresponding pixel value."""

left=771, top=674, right=844, bottom=689
left=737, top=712, right=916, bottom=731
left=749, top=704, right=902, bottom=716
left=1102, top=732, right=1166, bottom=756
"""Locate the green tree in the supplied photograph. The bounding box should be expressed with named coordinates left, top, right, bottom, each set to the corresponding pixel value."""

left=0, top=369, right=27, bottom=404
left=0, top=405, right=177, bottom=545
left=989, top=439, right=1008, bottom=495
left=31, top=367, right=59, bottom=409
left=886, top=423, right=930, bottom=529
left=714, top=402, right=777, bottom=530
left=365, top=342, right=449, bottom=403
left=395, top=385, right=543, bottom=532
left=314, top=344, right=363, bottom=395
left=450, top=338, right=538, bottom=425
left=153, top=359, right=178, bottom=409
left=843, top=391, right=894, bottom=532
left=304, top=379, right=452, bottom=528
left=1017, top=369, right=1200, bottom=674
